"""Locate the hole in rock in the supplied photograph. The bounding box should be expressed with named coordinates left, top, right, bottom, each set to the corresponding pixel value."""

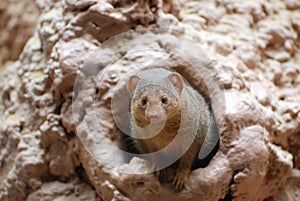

left=112, top=68, right=221, bottom=173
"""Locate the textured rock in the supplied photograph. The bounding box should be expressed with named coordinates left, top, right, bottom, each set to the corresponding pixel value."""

left=0, top=0, right=40, bottom=66
left=0, top=0, right=299, bottom=201
left=26, top=180, right=101, bottom=201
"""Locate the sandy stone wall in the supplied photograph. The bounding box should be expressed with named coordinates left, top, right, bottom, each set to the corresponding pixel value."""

left=0, top=0, right=40, bottom=67
left=0, top=0, right=299, bottom=201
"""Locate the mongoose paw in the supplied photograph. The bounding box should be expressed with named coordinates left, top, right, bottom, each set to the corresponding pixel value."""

left=172, top=169, right=189, bottom=192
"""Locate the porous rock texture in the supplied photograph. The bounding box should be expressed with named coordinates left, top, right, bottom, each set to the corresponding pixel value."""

left=0, top=0, right=299, bottom=201
left=0, top=0, right=40, bottom=67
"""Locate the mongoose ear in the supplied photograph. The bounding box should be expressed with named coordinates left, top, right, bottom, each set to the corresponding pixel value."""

left=168, top=72, right=183, bottom=92
left=127, top=75, right=140, bottom=94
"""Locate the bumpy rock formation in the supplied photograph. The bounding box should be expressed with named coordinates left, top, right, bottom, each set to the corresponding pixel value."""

left=0, top=0, right=299, bottom=201
left=0, top=0, right=40, bottom=66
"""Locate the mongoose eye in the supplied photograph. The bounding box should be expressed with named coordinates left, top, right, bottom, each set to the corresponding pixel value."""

left=140, top=96, right=148, bottom=106
left=161, top=95, right=168, bottom=105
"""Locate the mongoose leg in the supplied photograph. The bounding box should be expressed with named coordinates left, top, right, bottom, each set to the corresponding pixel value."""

left=172, top=141, right=200, bottom=191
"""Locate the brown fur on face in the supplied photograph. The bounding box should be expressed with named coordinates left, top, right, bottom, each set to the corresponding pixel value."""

left=130, top=86, right=181, bottom=129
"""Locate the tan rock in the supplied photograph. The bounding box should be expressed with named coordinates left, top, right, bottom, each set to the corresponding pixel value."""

left=0, top=0, right=299, bottom=201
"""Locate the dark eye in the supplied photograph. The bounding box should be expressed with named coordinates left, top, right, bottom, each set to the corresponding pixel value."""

left=141, top=97, right=147, bottom=106
left=161, top=95, right=168, bottom=104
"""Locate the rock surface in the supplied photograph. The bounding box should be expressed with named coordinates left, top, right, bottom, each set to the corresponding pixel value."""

left=0, top=0, right=299, bottom=201
left=0, top=0, right=40, bottom=67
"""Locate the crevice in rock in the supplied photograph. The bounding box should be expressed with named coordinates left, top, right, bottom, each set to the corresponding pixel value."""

left=75, top=165, right=92, bottom=184
left=219, top=171, right=236, bottom=201
left=220, top=193, right=233, bottom=201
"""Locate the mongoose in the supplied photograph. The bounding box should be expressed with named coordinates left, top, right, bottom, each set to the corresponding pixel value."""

left=127, top=68, right=211, bottom=192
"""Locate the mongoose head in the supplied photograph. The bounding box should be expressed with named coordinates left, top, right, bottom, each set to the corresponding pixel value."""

left=127, top=68, right=184, bottom=128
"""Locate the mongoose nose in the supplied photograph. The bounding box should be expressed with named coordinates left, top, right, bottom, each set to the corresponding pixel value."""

left=149, top=111, right=160, bottom=120
left=148, top=106, right=165, bottom=122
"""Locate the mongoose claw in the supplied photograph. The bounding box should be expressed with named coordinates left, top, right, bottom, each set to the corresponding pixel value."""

left=172, top=169, right=189, bottom=192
